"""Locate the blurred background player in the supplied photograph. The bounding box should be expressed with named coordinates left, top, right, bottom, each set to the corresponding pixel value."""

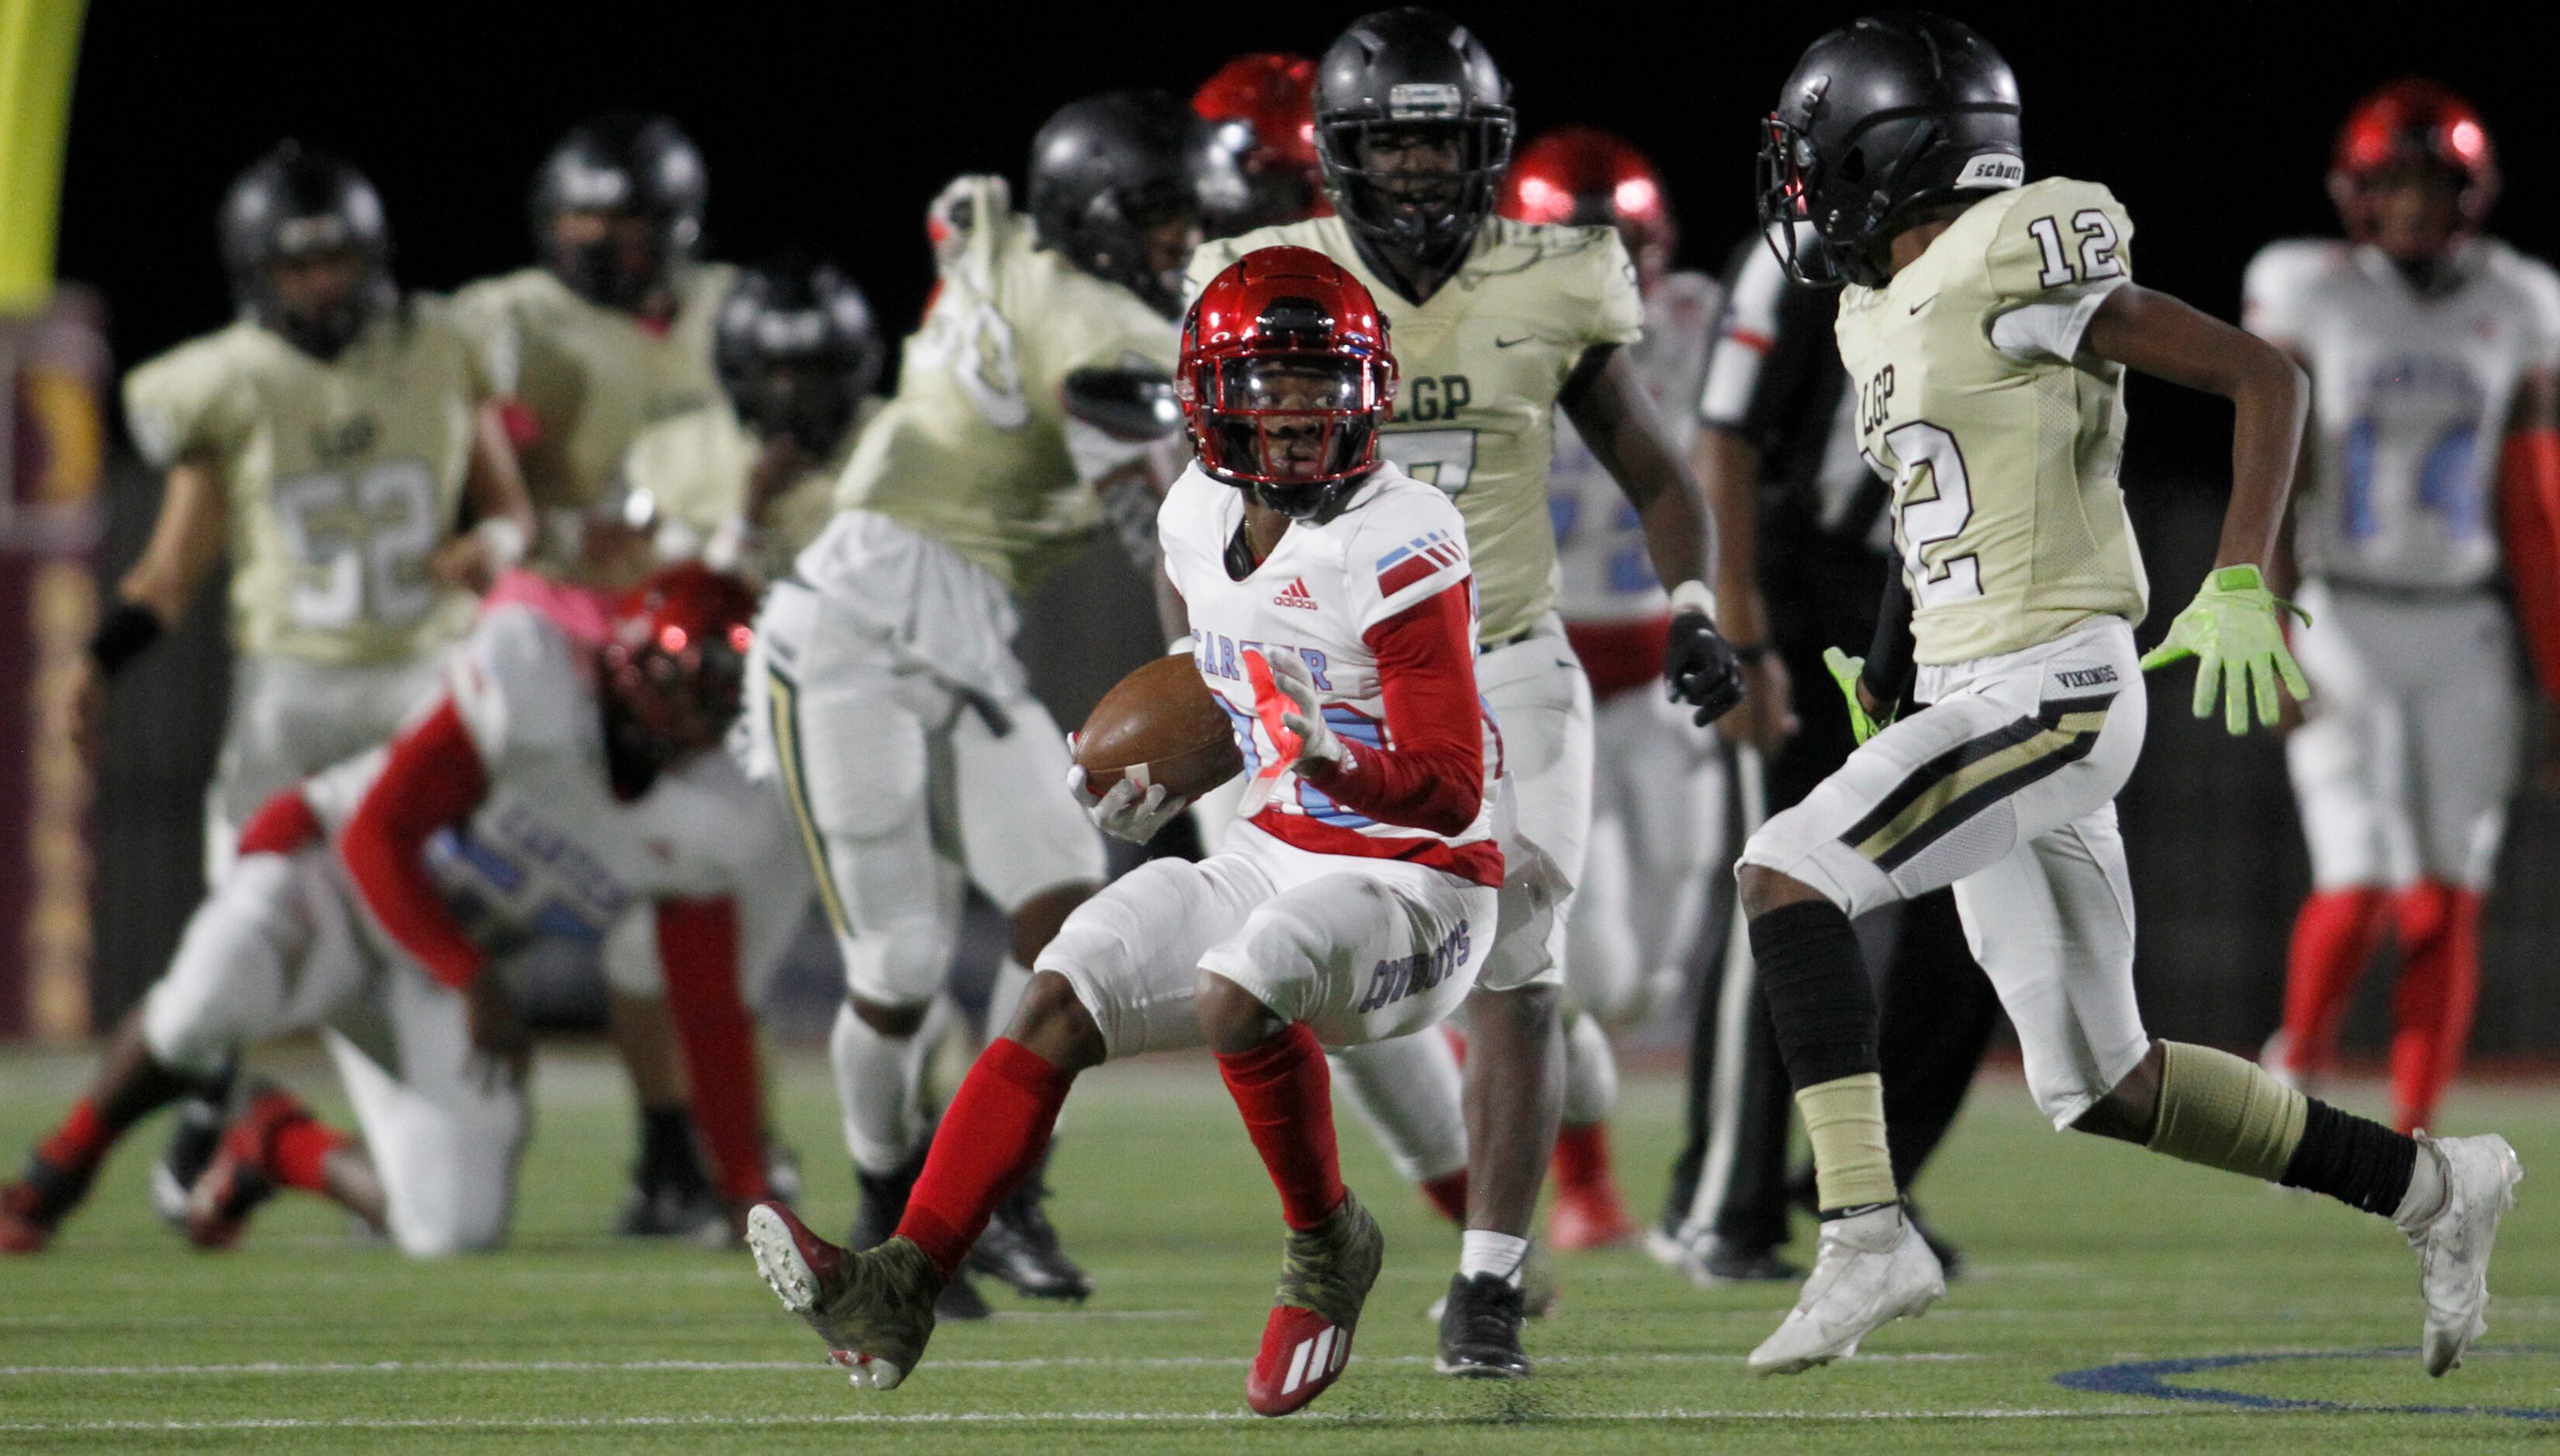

left=620, top=257, right=886, bottom=584
left=74, top=141, right=534, bottom=1225
left=746, top=91, right=1233, bottom=1317
left=1193, top=53, right=1327, bottom=237
left=455, top=112, right=752, bottom=1238
left=2, top=565, right=797, bottom=1257
left=1192, top=7, right=1746, bottom=1368
left=2249, top=81, right=2560, bottom=1133
left=1500, top=126, right=1722, bottom=1250
left=1653, top=223, right=2000, bottom=1282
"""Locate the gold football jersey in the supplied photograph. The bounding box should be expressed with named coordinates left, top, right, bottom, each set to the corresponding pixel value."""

left=1833, top=176, right=2149, bottom=666
left=618, top=398, right=878, bottom=582
left=122, top=300, right=489, bottom=665
left=1188, top=214, right=1644, bottom=643
left=451, top=261, right=737, bottom=574
left=833, top=177, right=1180, bottom=595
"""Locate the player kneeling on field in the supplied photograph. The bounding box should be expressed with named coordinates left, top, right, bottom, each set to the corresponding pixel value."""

left=748, top=247, right=1560, bottom=1414
left=0, top=565, right=794, bottom=1257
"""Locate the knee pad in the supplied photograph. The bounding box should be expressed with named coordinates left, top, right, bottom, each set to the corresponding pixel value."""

left=1560, top=1011, right=1618, bottom=1126
left=838, top=912, right=955, bottom=1012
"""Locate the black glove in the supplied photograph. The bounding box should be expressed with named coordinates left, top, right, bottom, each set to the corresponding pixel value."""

left=1665, top=602, right=1747, bottom=727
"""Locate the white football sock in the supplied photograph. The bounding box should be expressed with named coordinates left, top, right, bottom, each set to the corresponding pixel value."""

left=2394, top=1138, right=2449, bottom=1231
left=1459, top=1230, right=1531, bottom=1285
left=829, top=999, right=927, bottom=1175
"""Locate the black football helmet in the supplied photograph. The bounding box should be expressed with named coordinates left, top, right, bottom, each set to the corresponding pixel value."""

left=713, top=257, right=883, bottom=458
left=1313, top=9, right=1515, bottom=269
left=1028, top=91, right=1242, bottom=319
left=219, top=142, right=395, bottom=361
left=531, top=112, right=708, bottom=311
left=1756, top=12, right=2023, bottom=288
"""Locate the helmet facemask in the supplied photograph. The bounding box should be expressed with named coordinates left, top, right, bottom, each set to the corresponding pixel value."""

left=1191, top=353, right=1388, bottom=517
left=1320, top=112, right=1511, bottom=266
left=601, top=615, right=752, bottom=776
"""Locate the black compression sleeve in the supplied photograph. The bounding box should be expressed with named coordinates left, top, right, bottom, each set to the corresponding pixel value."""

left=1862, top=575, right=1916, bottom=709
left=1556, top=343, right=1619, bottom=411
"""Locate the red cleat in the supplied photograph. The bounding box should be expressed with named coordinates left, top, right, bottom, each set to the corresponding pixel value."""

left=1547, top=1178, right=1641, bottom=1251
left=0, top=1181, right=54, bottom=1254
left=1245, top=1192, right=1382, bottom=1416
left=185, top=1088, right=313, bottom=1250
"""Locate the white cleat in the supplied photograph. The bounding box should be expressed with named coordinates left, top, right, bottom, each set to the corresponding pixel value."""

left=1747, top=1205, right=1944, bottom=1376
left=2408, top=1132, right=2522, bottom=1377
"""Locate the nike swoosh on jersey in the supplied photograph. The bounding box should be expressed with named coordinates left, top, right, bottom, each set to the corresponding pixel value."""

left=1494, top=334, right=1534, bottom=348
left=1908, top=296, right=1936, bottom=315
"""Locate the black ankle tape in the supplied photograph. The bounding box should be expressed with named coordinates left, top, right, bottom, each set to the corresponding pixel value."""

left=2279, top=1098, right=2417, bottom=1216
left=1749, top=899, right=1878, bottom=1092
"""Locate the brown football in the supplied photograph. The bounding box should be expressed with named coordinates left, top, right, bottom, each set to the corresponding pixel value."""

left=1073, top=654, right=1245, bottom=799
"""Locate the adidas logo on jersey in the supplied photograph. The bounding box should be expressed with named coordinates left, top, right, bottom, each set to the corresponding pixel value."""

left=1273, top=578, right=1320, bottom=610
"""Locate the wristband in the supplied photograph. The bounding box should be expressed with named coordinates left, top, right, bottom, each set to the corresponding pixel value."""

left=88, top=601, right=164, bottom=677
left=1668, top=579, right=1717, bottom=619
left=473, top=516, right=530, bottom=571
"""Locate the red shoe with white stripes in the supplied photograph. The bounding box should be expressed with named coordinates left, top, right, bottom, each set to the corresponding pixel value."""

left=1245, top=1192, right=1383, bottom=1416
left=185, top=1086, right=314, bottom=1250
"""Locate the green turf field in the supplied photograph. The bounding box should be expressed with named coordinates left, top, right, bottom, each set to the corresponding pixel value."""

left=0, top=1043, right=2551, bottom=1452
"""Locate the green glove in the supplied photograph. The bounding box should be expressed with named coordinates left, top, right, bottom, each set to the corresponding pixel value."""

left=2137, top=564, right=2311, bottom=735
left=1822, top=647, right=1894, bottom=745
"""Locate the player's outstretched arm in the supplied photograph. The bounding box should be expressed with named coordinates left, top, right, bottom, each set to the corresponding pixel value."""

left=1561, top=345, right=1746, bottom=725
left=2084, top=285, right=2312, bottom=733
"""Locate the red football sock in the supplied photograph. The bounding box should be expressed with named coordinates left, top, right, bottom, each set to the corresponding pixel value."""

left=1421, top=1168, right=1470, bottom=1226
left=1217, top=1022, right=1345, bottom=1231
left=34, top=1099, right=112, bottom=1177
left=657, top=899, right=770, bottom=1205
left=1553, top=1122, right=1614, bottom=1194
left=2281, top=886, right=2392, bottom=1071
left=268, top=1117, right=351, bottom=1195
left=2390, top=882, right=2482, bottom=1133
left=899, top=1038, right=1076, bottom=1277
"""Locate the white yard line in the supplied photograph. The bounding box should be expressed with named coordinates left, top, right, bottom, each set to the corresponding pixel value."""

left=0, top=1351, right=1982, bottom=1378
left=0, top=1406, right=2165, bottom=1434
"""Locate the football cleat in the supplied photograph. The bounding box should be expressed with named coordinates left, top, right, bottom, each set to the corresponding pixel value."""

left=1247, top=1192, right=1383, bottom=1416
left=1547, top=1175, right=1640, bottom=1251
left=850, top=1148, right=992, bottom=1321
left=615, top=1168, right=729, bottom=1244
left=747, top=1202, right=942, bottom=1391
left=1435, top=1271, right=1531, bottom=1378
left=1748, top=1204, right=1944, bottom=1375
left=967, top=1177, right=1092, bottom=1302
left=2410, top=1132, right=2523, bottom=1376
left=0, top=1162, right=72, bottom=1254
left=1425, top=1239, right=1560, bottom=1320
left=184, top=1086, right=313, bottom=1251
left=1653, top=1227, right=1804, bottom=1288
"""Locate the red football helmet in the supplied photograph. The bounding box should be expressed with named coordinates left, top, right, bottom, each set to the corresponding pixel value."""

left=1178, top=245, right=1395, bottom=517
left=1501, top=126, right=1675, bottom=288
left=2329, top=79, right=2498, bottom=248
left=602, top=561, right=758, bottom=771
left=1194, top=53, right=1329, bottom=232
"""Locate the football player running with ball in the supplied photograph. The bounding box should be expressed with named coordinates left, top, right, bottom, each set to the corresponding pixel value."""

left=1739, top=14, right=2520, bottom=1377
left=745, top=93, right=1237, bottom=1316
left=1189, top=9, right=1746, bottom=1371
left=748, top=246, right=1562, bottom=1415
left=2247, top=81, right=2560, bottom=1134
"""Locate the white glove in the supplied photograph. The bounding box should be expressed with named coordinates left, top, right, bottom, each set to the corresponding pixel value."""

left=926, top=174, right=1007, bottom=273
left=1064, top=747, right=1190, bottom=845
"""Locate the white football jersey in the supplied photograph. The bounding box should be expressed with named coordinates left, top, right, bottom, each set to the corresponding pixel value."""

left=2245, top=236, right=2560, bottom=591
left=1159, top=461, right=1500, bottom=884
left=1549, top=271, right=1719, bottom=624
left=302, top=605, right=789, bottom=952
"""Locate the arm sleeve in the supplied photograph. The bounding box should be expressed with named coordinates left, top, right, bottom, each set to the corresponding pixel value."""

left=2500, top=426, right=2560, bottom=700
left=1299, top=581, right=1486, bottom=834
left=337, top=698, right=492, bottom=990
